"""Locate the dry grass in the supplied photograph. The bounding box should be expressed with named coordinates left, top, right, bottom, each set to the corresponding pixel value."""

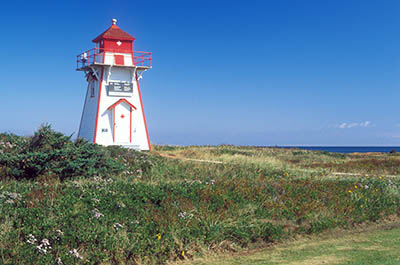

left=153, top=145, right=400, bottom=178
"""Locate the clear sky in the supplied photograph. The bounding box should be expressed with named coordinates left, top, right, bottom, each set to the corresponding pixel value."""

left=1, top=0, right=399, bottom=146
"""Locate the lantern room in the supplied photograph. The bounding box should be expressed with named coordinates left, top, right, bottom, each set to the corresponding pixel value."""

left=92, top=19, right=136, bottom=53
left=76, top=19, right=151, bottom=70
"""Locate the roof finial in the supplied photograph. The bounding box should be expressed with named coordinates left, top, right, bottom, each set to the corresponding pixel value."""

left=112, top=18, right=117, bottom=25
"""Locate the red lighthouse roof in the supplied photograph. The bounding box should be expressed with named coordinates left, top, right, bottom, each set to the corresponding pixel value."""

left=92, top=19, right=135, bottom=43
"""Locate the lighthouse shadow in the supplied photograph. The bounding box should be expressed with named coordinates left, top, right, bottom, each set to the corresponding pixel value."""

left=100, top=110, right=114, bottom=137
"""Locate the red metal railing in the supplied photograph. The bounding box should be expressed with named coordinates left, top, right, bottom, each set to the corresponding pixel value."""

left=76, top=48, right=152, bottom=69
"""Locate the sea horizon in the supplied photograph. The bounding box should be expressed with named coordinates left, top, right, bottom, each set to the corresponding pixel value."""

left=276, top=146, right=400, bottom=153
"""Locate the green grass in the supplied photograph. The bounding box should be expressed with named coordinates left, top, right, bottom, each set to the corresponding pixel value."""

left=1, top=128, right=400, bottom=264
left=183, top=222, right=400, bottom=265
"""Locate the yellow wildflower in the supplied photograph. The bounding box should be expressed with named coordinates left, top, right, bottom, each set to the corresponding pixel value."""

left=348, top=190, right=352, bottom=193
left=354, top=185, right=358, bottom=189
left=181, top=250, right=185, bottom=256
left=156, top=233, right=161, bottom=240
left=284, top=172, right=289, bottom=177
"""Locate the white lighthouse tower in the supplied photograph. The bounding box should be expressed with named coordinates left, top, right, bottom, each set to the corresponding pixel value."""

left=77, top=19, right=152, bottom=150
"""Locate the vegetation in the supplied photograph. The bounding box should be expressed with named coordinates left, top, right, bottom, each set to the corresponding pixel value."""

left=0, top=125, right=124, bottom=180
left=184, top=221, right=400, bottom=265
left=0, top=127, right=399, bottom=264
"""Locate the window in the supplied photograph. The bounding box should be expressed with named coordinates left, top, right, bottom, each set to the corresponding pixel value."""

left=90, top=81, right=95, bottom=97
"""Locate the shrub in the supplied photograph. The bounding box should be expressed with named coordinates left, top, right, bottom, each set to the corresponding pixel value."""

left=0, top=125, right=125, bottom=180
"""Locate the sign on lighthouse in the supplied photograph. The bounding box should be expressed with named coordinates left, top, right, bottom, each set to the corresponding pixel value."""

left=76, top=19, right=152, bottom=150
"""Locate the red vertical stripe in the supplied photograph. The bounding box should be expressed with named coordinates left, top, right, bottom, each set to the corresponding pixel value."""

left=93, top=68, right=104, bottom=143
left=136, top=78, right=151, bottom=150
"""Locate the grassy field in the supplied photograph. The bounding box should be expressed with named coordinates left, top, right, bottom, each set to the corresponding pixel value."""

left=154, top=145, right=400, bottom=177
left=1, top=127, right=400, bottom=264
left=181, top=221, right=400, bottom=265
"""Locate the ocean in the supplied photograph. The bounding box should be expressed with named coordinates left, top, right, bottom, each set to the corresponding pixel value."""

left=279, top=146, right=400, bottom=154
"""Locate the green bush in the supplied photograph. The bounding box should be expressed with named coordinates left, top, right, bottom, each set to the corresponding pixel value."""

left=0, top=125, right=124, bottom=180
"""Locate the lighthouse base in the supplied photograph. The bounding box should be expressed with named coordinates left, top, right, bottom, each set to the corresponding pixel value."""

left=121, top=144, right=142, bottom=150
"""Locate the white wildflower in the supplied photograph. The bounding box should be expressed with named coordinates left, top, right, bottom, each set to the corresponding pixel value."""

left=178, top=212, right=194, bottom=219
left=113, top=223, right=123, bottom=230
left=26, top=234, right=37, bottom=244
left=36, top=238, right=51, bottom=254
left=56, top=257, right=63, bottom=265
left=69, top=248, right=83, bottom=260
left=92, top=208, right=104, bottom=219
left=1, top=191, right=22, bottom=204
left=41, top=238, right=50, bottom=246
left=5, top=199, right=15, bottom=204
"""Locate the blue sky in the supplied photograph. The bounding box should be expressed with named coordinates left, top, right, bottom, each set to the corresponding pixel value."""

left=0, top=0, right=399, bottom=146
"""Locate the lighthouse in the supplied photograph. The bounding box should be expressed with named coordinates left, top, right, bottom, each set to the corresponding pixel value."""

left=76, top=19, right=152, bottom=150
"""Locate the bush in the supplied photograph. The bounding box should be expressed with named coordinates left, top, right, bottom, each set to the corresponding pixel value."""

left=0, top=125, right=125, bottom=180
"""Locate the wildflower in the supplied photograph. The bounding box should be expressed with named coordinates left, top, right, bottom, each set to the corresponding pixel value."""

left=41, top=239, right=50, bottom=246
left=36, top=238, right=51, bottom=254
left=56, top=258, right=63, bottom=265
left=113, top=223, right=123, bottom=230
left=2, top=191, right=22, bottom=204
left=354, top=185, right=358, bottom=189
left=69, top=249, right=83, bottom=260
left=92, top=208, right=104, bottom=219
left=284, top=172, right=289, bottom=177
left=156, top=233, right=162, bottom=240
left=178, top=212, right=194, bottom=219
left=348, top=190, right=352, bottom=193
left=7, top=192, right=22, bottom=200
left=26, top=234, right=37, bottom=245
left=181, top=250, right=185, bottom=256
left=5, top=199, right=15, bottom=204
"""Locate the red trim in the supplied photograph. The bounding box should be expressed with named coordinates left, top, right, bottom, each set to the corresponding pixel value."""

left=107, top=98, right=137, bottom=110
left=113, top=108, right=115, bottom=143
left=130, top=107, right=132, bottom=143
left=76, top=48, right=151, bottom=69
left=136, top=78, right=151, bottom=150
left=93, top=68, right=104, bottom=143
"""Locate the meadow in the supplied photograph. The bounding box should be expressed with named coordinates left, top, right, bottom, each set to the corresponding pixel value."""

left=0, top=126, right=400, bottom=264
